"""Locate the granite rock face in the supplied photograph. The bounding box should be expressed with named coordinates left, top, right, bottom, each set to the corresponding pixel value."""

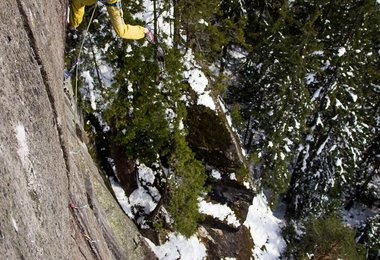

left=0, top=1, right=153, bottom=259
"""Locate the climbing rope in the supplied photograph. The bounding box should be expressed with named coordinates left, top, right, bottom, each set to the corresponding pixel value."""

left=65, top=1, right=158, bottom=101
left=74, top=4, right=98, bottom=101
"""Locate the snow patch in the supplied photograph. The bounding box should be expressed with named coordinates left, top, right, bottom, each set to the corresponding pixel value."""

left=110, top=163, right=161, bottom=227
left=198, top=92, right=216, bottom=110
left=312, top=50, right=324, bottom=56
left=146, top=233, right=207, bottom=260
left=109, top=177, right=134, bottom=218
left=337, top=47, right=346, bottom=57
left=138, top=164, right=156, bottom=185
left=211, top=169, right=222, bottom=180
left=183, top=50, right=215, bottom=110
left=129, top=185, right=158, bottom=215
left=198, top=199, right=240, bottom=228
left=244, top=192, right=286, bottom=260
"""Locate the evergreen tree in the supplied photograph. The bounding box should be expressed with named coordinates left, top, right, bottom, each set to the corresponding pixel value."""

left=295, top=214, right=366, bottom=259
left=168, top=116, right=207, bottom=237
left=285, top=0, right=380, bottom=218
left=228, top=0, right=380, bottom=216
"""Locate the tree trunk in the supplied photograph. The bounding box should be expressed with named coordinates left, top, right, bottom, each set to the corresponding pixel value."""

left=173, top=0, right=180, bottom=47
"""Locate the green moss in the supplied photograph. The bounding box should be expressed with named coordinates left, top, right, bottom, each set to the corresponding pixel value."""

left=235, top=166, right=250, bottom=183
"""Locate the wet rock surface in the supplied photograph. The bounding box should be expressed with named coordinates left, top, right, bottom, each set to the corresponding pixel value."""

left=186, top=104, right=243, bottom=172
left=0, top=0, right=153, bottom=259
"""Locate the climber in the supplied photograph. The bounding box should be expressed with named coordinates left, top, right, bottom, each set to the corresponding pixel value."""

left=68, top=0, right=154, bottom=42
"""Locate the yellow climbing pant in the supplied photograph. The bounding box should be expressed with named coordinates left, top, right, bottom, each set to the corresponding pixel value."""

left=69, top=0, right=145, bottom=40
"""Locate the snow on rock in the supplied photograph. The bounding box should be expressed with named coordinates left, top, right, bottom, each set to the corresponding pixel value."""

left=146, top=233, right=207, bottom=260
left=109, top=177, right=134, bottom=218
left=198, top=198, right=240, bottom=228
left=230, top=173, right=237, bottom=181
left=211, top=169, right=222, bottom=180
left=110, top=163, right=161, bottom=227
left=183, top=65, right=208, bottom=93
left=138, top=163, right=156, bottom=185
left=198, top=92, right=216, bottom=110
left=183, top=50, right=216, bottom=110
left=244, top=192, right=286, bottom=260
left=129, top=184, right=158, bottom=215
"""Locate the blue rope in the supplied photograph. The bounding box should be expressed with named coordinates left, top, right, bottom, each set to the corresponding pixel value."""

left=102, top=2, right=121, bottom=7
left=64, top=59, right=81, bottom=79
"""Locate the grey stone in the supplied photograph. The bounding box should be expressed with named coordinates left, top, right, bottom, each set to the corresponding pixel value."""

left=0, top=0, right=154, bottom=259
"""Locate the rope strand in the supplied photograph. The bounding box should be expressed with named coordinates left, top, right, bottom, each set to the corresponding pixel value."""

left=75, top=4, right=98, bottom=101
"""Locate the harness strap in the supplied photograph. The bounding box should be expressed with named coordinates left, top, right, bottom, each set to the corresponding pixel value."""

left=103, top=2, right=121, bottom=7
left=99, top=0, right=121, bottom=7
left=99, top=0, right=123, bottom=18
